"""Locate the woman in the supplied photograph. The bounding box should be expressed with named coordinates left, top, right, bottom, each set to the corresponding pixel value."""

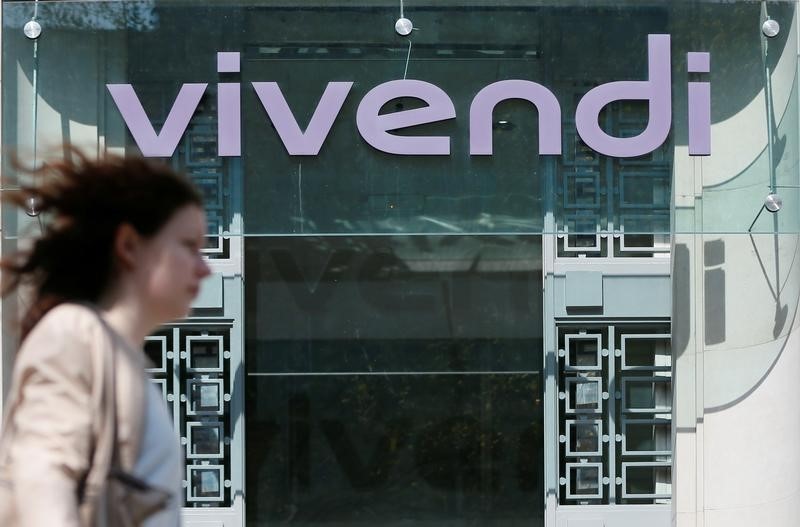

left=0, top=153, right=210, bottom=526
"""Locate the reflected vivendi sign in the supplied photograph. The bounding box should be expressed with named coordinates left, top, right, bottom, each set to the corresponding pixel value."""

left=107, top=34, right=711, bottom=159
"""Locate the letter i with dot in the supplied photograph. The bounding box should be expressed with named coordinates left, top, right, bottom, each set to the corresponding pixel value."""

left=218, top=52, right=241, bottom=157
left=687, top=52, right=710, bottom=156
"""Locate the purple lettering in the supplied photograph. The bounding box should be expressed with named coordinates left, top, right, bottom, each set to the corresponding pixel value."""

left=687, top=52, right=711, bottom=156
left=105, top=38, right=711, bottom=160
left=217, top=51, right=241, bottom=73
left=218, top=83, right=241, bottom=156
left=356, top=80, right=456, bottom=155
left=106, top=83, right=207, bottom=157
left=469, top=80, right=561, bottom=155
left=218, top=52, right=241, bottom=156
left=252, top=82, right=352, bottom=155
left=575, top=34, right=671, bottom=158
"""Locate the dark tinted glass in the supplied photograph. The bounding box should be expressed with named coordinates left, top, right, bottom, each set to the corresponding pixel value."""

left=245, top=235, right=544, bottom=526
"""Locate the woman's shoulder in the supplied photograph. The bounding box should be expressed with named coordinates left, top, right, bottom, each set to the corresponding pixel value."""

left=38, top=302, right=104, bottom=332
left=20, top=303, right=106, bottom=357
left=41, top=301, right=100, bottom=321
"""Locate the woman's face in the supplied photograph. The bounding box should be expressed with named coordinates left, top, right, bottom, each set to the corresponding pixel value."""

left=132, top=204, right=211, bottom=323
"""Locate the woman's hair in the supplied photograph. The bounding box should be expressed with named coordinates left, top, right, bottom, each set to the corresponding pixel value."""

left=1, top=151, right=203, bottom=339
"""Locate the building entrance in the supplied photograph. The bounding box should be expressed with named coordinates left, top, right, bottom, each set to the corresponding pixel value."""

left=244, top=235, right=545, bottom=526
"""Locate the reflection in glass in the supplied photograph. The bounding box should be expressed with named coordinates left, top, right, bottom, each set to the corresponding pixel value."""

left=189, top=423, right=223, bottom=457
left=623, top=337, right=670, bottom=370
left=625, top=464, right=671, bottom=498
left=201, top=386, right=217, bottom=407
left=247, top=374, right=543, bottom=524
left=568, top=337, right=600, bottom=368
left=189, top=381, right=223, bottom=415
left=568, top=378, right=601, bottom=412
left=188, top=337, right=223, bottom=371
left=246, top=235, right=543, bottom=525
left=566, top=215, right=600, bottom=250
left=625, top=421, right=671, bottom=454
left=190, top=466, right=223, bottom=500
left=565, top=173, right=600, bottom=209
left=620, top=171, right=670, bottom=209
left=619, top=214, right=670, bottom=250
left=570, top=465, right=600, bottom=496
left=624, top=379, right=671, bottom=412
left=570, top=421, right=600, bottom=454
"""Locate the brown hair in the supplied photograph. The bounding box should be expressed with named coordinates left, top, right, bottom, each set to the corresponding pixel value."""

left=1, top=151, right=203, bottom=339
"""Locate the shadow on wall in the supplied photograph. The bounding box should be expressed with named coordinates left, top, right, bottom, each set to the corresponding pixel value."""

left=748, top=233, right=790, bottom=339
left=672, top=244, right=691, bottom=360
left=704, top=239, right=726, bottom=346
left=674, top=232, right=800, bottom=412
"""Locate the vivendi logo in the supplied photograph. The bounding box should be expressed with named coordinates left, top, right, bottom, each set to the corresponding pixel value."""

left=107, top=34, right=710, bottom=159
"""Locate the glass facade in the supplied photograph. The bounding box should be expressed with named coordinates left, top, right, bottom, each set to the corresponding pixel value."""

left=245, top=235, right=543, bottom=524
left=2, top=1, right=800, bottom=527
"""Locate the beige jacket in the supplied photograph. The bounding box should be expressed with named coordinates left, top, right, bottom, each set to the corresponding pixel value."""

left=0, top=303, right=146, bottom=526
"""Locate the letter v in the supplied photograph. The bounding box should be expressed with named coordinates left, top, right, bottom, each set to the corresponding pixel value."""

left=107, top=83, right=207, bottom=157
left=253, top=82, right=352, bottom=155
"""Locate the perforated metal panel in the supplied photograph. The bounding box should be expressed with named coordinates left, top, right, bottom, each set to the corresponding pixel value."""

left=146, top=321, right=240, bottom=508
left=555, top=322, right=672, bottom=505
